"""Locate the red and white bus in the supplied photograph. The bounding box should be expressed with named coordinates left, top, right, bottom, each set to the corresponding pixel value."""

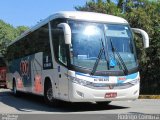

left=0, top=55, right=7, bottom=88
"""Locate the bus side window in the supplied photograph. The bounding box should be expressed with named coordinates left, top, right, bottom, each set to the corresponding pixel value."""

left=51, top=18, right=68, bottom=66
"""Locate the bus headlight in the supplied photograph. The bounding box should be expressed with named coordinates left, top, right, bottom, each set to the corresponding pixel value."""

left=72, top=77, right=93, bottom=86
left=128, top=79, right=139, bottom=85
left=68, top=75, right=93, bottom=86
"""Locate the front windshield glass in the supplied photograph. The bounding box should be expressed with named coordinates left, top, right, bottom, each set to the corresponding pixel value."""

left=69, top=20, right=137, bottom=71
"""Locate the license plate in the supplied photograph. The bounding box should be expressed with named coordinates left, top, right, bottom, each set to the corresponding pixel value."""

left=105, top=92, right=117, bottom=98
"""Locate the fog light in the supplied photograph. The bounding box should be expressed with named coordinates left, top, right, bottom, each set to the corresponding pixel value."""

left=134, top=90, right=138, bottom=95
left=76, top=91, right=84, bottom=98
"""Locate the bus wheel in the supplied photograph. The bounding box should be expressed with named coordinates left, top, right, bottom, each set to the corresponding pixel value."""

left=44, top=81, right=59, bottom=107
left=96, top=101, right=111, bottom=106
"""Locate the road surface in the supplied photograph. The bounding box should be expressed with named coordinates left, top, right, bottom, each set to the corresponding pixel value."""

left=0, top=88, right=160, bottom=120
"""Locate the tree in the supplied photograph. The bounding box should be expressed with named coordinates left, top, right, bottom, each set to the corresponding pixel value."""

left=75, top=0, right=121, bottom=15
left=76, top=0, right=160, bottom=94
left=0, top=20, right=29, bottom=55
left=16, top=26, right=29, bottom=35
left=125, top=0, right=160, bottom=94
left=117, top=0, right=124, bottom=8
left=0, top=20, right=17, bottom=54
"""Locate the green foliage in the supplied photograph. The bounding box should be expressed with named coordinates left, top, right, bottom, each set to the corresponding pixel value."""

left=0, top=20, right=29, bottom=55
left=75, top=0, right=121, bottom=15
left=125, top=0, right=160, bottom=94
left=76, top=0, right=160, bottom=94
left=16, top=26, right=29, bottom=35
left=0, top=20, right=17, bottom=54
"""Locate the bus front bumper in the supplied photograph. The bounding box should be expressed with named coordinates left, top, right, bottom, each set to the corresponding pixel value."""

left=68, top=82, right=139, bottom=102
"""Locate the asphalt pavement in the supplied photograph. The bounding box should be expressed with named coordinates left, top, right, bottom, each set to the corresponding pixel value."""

left=0, top=88, right=160, bottom=120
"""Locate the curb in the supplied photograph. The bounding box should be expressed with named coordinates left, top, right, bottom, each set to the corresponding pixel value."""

left=139, top=95, right=160, bottom=99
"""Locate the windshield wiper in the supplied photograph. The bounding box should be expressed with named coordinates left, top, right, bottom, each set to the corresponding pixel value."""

left=110, top=39, right=128, bottom=75
left=90, top=39, right=109, bottom=75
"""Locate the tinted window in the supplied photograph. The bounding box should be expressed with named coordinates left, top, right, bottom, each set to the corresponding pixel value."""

left=7, top=24, right=51, bottom=61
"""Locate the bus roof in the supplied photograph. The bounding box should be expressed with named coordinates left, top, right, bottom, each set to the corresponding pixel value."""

left=8, top=11, right=128, bottom=46
left=51, top=11, right=128, bottom=24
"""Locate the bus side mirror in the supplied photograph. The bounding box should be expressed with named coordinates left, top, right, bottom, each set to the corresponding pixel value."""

left=132, top=28, right=149, bottom=48
left=58, top=23, right=71, bottom=44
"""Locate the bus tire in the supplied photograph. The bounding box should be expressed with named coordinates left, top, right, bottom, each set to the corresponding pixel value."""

left=96, top=101, right=111, bottom=106
left=44, top=80, right=59, bottom=107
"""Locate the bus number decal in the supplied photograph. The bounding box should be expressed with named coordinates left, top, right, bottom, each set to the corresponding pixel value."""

left=20, top=60, right=29, bottom=76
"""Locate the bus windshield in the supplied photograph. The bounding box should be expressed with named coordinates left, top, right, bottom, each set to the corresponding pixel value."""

left=68, top=20, right=137, bottom=72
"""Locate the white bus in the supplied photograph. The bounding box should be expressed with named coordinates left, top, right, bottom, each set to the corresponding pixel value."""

left=6, top=11, right=149, bottom=105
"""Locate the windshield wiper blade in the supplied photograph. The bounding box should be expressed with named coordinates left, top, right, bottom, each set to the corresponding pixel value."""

left=110, top=39, right=128, bottom=75
left=90, top=45, right=103, bottom=75
left=90, top=39, right=109, bottom=75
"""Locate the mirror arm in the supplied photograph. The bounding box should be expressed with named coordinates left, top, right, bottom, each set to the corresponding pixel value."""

left=58, top=23, right=71, bottom=44
left=132, top=28, right=149, bottom=48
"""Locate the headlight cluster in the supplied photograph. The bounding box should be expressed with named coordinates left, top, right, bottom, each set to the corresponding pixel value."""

left=68, top=75, right=93, bottom=86
left=67, top=75, right=139, bottom=89
left=128, top=78, right=139, bottom=85
left=68, top=76, right=111, bottom=88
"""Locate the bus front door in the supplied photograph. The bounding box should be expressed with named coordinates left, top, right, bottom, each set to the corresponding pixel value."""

left=56, top=65, right=69, bottom=101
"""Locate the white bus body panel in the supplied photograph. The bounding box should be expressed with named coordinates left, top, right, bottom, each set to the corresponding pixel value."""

left=67, top=71, right=140, bottom=102
left=69, top=82, right=139, bottom=102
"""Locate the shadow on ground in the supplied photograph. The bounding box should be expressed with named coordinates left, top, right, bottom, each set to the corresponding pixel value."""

left=0, top=89, right=129, bottom=113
